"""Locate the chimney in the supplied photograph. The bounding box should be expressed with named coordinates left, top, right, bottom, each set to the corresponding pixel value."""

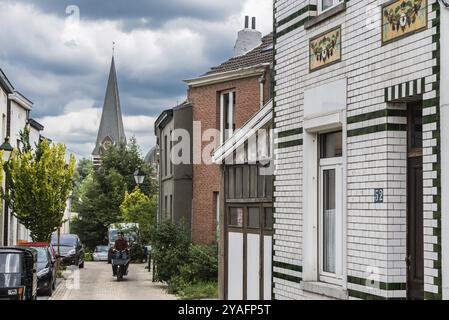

left=234, top=16, right=262, bottom=57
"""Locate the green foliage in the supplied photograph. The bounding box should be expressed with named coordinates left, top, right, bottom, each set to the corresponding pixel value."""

left=130, top=242, right=145, bottom=263
left=176, top=282, right=218, bottom=300
left=71, top=158, right=93, bottom=211
left=3, top=135, right=76, bottom=242
left=151, top=220, right=191, bottom=282
left=120, top=187, right=157, bottom=245
left=56, top=262, right=67, bottom=279
left=179, top=243, right=218, bottom=283
left=84, top=248, right=93, bottom=262
left=71, top=138, right=157, bottom=250
left=151, top=220, right=218, bottom=299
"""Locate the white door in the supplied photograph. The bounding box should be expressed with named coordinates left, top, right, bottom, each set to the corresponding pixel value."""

left=319, top=159, right=343, bottom=285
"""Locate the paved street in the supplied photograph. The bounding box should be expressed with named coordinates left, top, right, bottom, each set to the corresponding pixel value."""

left=49, top=262, right=176, bottom=300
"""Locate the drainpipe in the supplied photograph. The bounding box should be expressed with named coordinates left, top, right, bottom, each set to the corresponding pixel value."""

left=259, top=73, right=265, bottom=109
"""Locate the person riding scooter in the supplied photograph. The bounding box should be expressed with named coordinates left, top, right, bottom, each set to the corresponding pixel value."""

left=112, top=232, right=130, bottom=277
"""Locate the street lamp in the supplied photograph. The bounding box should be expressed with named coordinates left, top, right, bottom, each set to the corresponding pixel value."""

left=134, top=167, right=145, bottom=186
left=0, top=137, right=13, bottom=162
left=0, top=137, right=13, bottom=246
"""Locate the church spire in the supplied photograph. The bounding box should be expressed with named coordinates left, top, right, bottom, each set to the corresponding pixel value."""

left=92, top=54, right=126, bottom=159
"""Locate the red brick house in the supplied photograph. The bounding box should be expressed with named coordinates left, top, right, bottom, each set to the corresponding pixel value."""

left=184, top=19, right=273, bottom=244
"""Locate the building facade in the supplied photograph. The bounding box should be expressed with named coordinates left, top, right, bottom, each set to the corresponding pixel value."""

left=272, top=0, right=448, bottom=300
left=155, top=102, right=193, bottom=229
left=0, top=68, right=44, bottom=246
left=185, top=21, right=273, bottom=245
left=214, top=100, right=274, bottom=300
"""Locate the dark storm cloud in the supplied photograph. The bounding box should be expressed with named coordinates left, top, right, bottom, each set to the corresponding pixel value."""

left=12, top=0, right=244, bottom=27
left=0, top=0, right=273, bottom=156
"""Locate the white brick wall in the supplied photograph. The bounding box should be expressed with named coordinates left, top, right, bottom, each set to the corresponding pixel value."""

left=273, top=0, right=440, bottom=299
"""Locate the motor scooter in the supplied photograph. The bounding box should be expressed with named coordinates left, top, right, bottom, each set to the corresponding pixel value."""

left=111, top=250, right=129, bottom=281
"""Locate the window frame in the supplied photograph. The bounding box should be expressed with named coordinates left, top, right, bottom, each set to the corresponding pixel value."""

left=318, top=0, right=343, bottom=15
left=220, top=89, right=236, bottom=144
left=318, top=131, right=344, bottom=286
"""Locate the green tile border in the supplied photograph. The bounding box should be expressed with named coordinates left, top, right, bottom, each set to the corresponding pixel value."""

left=276, top=17, right=309, bottom=38
left=276, top=139, right=303, bottom=149
left=273, top=261, right=303, bottom=273
left=347, top=276, right=406, bottom=291
left=424, top=1, right=442, bottom=300
left=347, top=123, right=406, bottom=137
left=277, top=128, right=303, bottom=138
left=273, top=271, right=302, bottom=284
left=347, top=290, right=406, bottom=301
left=347, top=109, right=406, bottom=125
left=276, top=4, right=317, bottom=28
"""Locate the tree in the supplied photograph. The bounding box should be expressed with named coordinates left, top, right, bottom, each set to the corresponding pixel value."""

left=3, top=138, right=76, bottom=242
left=71, top=137, right=156, bottom=249
left=120, top=187, right=157, bottom=244
left=71, top=158, right=93, bottom=211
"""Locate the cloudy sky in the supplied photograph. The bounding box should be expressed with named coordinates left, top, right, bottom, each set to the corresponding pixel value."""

left=0, top=0, right=273, bottom=159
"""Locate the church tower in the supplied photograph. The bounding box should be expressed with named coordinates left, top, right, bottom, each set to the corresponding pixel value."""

left=92, top=54, right=126, bottom=166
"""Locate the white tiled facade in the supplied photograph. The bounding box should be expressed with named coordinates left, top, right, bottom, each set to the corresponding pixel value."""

left=273, top=0, right=442, bottom=299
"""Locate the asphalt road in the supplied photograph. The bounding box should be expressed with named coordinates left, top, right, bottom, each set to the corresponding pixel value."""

left=48, top=261, right=176, bottom=300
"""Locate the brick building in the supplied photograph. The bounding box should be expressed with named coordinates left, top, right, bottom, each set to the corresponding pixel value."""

left=272, top=0, right=449, bottom=300
left=184, top=18, right=273, bottom=244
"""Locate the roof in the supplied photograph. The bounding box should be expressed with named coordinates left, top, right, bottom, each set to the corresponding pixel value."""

left=204, top=33, right=273, bottom=76
left=39, top=135, right=52, bottom=143
left=0, top=247, right=37, bottom=255
left=28, top=119, right=44, bottom=131
left=92, top=56, right=126, bottom=156
left=0, top=68, right=14, bottom=93
left=173, top=101, right=192, bottom=111
left=154, top=108, right=173, bottom=132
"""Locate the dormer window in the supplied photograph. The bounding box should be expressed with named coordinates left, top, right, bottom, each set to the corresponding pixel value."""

left=319, top=0, right=343, bottom=14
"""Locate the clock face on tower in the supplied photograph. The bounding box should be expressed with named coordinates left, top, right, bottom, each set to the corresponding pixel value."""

left=101, top=137, right=113, bottom=152
left=103, top=140, right=112, bottom=149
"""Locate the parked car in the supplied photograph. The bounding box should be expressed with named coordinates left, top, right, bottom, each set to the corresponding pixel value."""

left=93, top=245, right=109, bottom=261
left=0, top=247, right=38, bottom=300
left=18, top=242, right=57, bottom=296
left=51, top=234, right=85, bottom=268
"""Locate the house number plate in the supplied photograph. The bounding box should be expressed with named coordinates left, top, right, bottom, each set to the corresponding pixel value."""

left=374, top=189, right=384, bottom=203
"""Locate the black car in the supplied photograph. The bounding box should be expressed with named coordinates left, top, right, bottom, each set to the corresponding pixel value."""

left=0, top=247, right=38, bottom=300
left=34, top=246, right=57, bottom=296
left=51, top=234, right=85, bottom=268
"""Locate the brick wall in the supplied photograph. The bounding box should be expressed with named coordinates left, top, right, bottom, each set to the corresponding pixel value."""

left=188, top=70, right=271, bottom=244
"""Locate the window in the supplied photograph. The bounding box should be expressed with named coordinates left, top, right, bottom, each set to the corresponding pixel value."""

left=214, top=192, right=220, bottom=230
left=228, top=207, right=243, bottom=227
left=320, top=131, right=342, bottom=159
left=170, top=130, right=173, bottom=175
left=319, top=0, right=342, bottom=13
left=164, top=135, right=168, bottom=176
left=1, top=114, right=5, bottom=140
left=318, top=131, right=343, bottom=285
left=264, top=207, right=273, bottom=229
left=247, top=207, right=260, bottom=229
left=220, top=91, right=236, bottom=143
left=170, top=195, right=173, bottom=219
left=164, top=196, right=168, bottom=218
left=408, top=102, right=423, bottom=150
